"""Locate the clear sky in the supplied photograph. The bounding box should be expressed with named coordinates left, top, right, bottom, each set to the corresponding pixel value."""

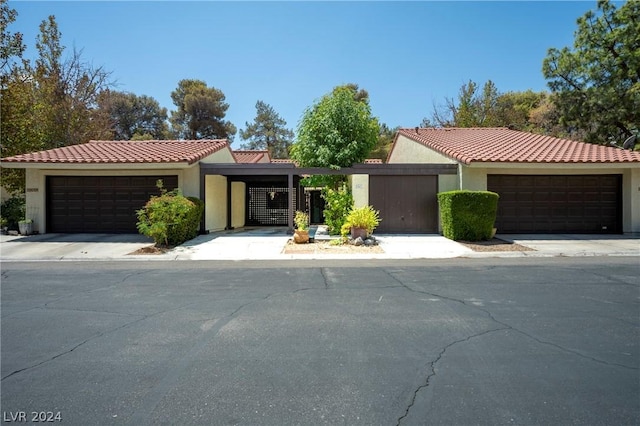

left=10, top=1, right=594, bottom=147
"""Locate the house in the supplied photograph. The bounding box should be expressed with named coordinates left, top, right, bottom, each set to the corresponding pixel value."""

left=2, top=128, right=639, bottom=235
left=382, top=127, right=640, bottom=234
left=0, top=140, right=235, bottom=233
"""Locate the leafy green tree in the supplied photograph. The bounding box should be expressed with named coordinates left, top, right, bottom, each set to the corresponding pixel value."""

left=0, top=0, right=25, bottom=80
left=97, top=90, right=169, bottom=140
left=291, top=85, right=379, bottom=170
left=427, top=80, right=501, bottom=127
left=239, top=100, right=294, bottom=158
left=169, top=79, right=236, bottom=140
left=1, top=11, right=112, bottom=193
left=369, top=123, right=397, bottom=161
left=542, top=0, right=640, bottom=144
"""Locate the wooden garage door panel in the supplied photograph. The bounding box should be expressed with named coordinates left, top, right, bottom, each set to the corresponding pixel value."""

left=488, top=175, right=621, bottom=234
left=369, top=175, right=438, bottom=234
left=47, top=175, right=178, bottom=233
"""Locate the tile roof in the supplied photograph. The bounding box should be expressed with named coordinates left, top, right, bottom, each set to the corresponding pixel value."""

left=233, top=150, right=271, bottom=164
left=364, top=158, right=383, bottom=164
left=1, top=140, right=229, bottom=165
left=396, top=128, right=640, bottom=164
left=270, top=158, right=295, bottom=164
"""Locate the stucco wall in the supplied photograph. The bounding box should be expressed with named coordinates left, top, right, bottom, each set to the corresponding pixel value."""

left=199, top=147, right=236, bottom=164
left=24, top=167, right=192, bottom=234
left=205, top=175, right=227, bottom=232
left=388, top=135, right=457, bottom=164
left=231, top=182, right=246, bottom=228
left=350, top=174, right=369, bottom=208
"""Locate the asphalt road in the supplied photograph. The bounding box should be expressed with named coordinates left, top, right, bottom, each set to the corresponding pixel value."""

left=1, top=257, right=638, bottom=426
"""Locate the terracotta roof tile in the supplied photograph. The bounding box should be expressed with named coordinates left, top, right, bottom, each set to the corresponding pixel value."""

left=271, top=158, right=294, bottom=164
left=233, top=150, right=271, bottom=164
left=364, top=158, right=383, bottom=164
left=1, top=140, right=229, bottom=165
left=396, top=128, right=640, bottom=164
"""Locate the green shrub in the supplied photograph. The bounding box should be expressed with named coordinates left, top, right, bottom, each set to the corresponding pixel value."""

left=294, top=210, right=309, bottom=230
left=137, top=187, right=203, bottom=247
left=322, top=184, right=353, bottom=235
left=0, top=196, right=25, bottom=230
left=344, top=205, right=380, bottom=234
left=437, top=190, right=499, bottom=241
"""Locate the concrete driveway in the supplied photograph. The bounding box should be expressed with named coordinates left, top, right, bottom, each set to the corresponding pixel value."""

left=1, top=257, right=638, bottom=425
left=1, top=230, right=638, bottom=261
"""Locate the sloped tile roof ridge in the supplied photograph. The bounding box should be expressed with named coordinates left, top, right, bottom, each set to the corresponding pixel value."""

left=2, top=139, right=229, bottom=164
left=398, top=127, right=640, bottom=164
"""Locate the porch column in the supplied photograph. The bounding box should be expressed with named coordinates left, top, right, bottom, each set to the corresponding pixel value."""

left=288, top=172, right=294, bottom=232
left=225, top=178, right=233, bottom=230
left=199, top=167, right=206, bottom=234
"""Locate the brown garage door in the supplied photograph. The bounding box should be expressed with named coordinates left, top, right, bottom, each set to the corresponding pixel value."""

left=47, top=175, right=178, bottom=233
left=487, top=175, right=621, bottom=234
left=369, top=175, right=438, bottom=234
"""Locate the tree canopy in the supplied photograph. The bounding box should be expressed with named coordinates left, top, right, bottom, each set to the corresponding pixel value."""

left=169, top=79, right=236, bottom=141
left=97, top=90, right=169, bottom=140
left=542, top=0, right=640, bottom=144
left=239, top=100, right=294, bottom=159
left=1, top=6, right=113, bottom=193
left=291, top=84, right=379, bottom=169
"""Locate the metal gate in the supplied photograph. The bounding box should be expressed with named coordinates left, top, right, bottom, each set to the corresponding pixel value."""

left=246, top=186, right=297, bottom=226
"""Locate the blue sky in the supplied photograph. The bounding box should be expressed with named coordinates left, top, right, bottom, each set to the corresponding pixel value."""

left=11, top=1, right=594, bottom=146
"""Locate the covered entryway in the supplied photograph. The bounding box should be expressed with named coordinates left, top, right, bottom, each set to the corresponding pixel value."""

left=47, top=175, right=178, bottom=233
left=369, top=175, right=439, bottom=233
left=488, top=174, right=622, bottom=233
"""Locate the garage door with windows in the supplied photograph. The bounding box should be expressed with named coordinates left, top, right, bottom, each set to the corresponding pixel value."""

left=47, top=175, right=178, bottom=233
left=488, top=174, right=621, bottom=234
left=369, top=175, right=438, bottom=234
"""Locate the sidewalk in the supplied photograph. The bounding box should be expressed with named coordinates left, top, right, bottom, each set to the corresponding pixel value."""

left=1, top=229, right=638, bottom=261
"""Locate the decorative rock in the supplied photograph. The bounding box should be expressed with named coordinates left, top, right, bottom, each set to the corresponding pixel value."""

left=353, top=237, right=364, bottom=246
left=364, top=238, right=374, bottom=246
left=315, top=226, right=329, bottom=235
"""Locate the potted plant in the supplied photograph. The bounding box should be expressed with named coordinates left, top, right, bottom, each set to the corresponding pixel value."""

left=18, top=218, right=33, bottom=236
left=293, top=211, right=310, bottom=244
left=344, top=205, right=380, bottom=239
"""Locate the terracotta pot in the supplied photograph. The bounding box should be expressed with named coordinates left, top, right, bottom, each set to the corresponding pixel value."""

left=350, top=227, right=368, bottom=240
left=293, top=229, right=309, bottom=244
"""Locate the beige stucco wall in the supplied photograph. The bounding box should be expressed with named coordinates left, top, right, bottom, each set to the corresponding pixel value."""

left=231, top=182, right=246, bottom=228
left=205, top=175, right=227, bottom=232
left=388, top=135, right=457, bottom=164
left=23, top=167, right=194, bottom=234
left=199, top=147, right=236, bottom=164
left=350, top=174, right=369, bottom=208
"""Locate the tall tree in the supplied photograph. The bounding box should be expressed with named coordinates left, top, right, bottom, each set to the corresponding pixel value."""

left=1, top=11, right=112, bottom=193
left=542, top=0, right=640, bottom=144
left=169, top=79, right=236, bottom=140
left=33, top=16, right=112, bottom=148
left=97, top=90, right=169, bottom=140
left=239, top=100, right=293, bottom=158
left=0, top=0, right=25, bottom=80
left=369, top=123, right=397, bottom=161
left=291, top=85, right=379, bottom=170
left=426, top=80, right=501, bottom=127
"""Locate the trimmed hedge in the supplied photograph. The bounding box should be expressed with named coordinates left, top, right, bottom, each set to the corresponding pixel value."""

left=437, top=190, right=499, bottom=241
left=136, top=191, right=204, bottom=247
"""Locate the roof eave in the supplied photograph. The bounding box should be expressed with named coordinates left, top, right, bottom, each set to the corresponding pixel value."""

left=0, top=161, right=195, bottom=170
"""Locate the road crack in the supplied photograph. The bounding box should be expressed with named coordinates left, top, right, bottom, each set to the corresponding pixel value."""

left=385, top=269, right=639, bottom=371
left=396, top=327, right=508, bottom=425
